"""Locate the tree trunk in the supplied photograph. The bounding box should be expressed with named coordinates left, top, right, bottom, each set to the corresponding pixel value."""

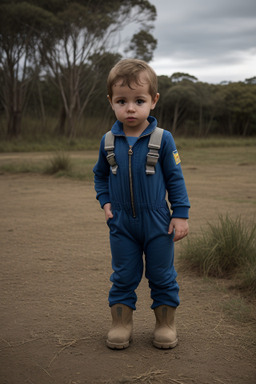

left=204, top=114, right=214, bottom=136
left=172, top=101, right=179, bottom=134
left=7, top=109, right=22, bottom=138
left=67, top=111, right=78, bottom=139
left=38, top=81, right=46, bottom=130
left=55, top=106, right=66, bottom=136
left=242, top=119, right=249, bottom=136
left=198, top=103, right=203, bottom=136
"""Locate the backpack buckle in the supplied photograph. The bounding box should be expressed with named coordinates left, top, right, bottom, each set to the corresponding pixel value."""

left=146, top=150, right=159, bottom=175
left=106, top=152, right=116, bottom=167
left=146, top=150, right=159, bottom=166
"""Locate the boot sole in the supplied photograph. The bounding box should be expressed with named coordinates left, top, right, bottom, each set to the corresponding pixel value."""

left=153, top=338, right=178, bottom=349
left=106, top=338, right=131, bottom=350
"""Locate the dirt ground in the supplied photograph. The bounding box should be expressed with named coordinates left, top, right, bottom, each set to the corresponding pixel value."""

left=0, top=151, right=255, bottom=384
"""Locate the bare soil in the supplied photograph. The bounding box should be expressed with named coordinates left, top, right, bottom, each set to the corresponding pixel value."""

left=0, top=151, right=255, bottom=384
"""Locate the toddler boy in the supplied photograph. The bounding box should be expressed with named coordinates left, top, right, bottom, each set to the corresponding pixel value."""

left=93, top=59, right=190, bottom=349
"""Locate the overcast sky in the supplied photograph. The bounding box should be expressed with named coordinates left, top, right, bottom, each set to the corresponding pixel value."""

left=146, top=0, right=256, bottom=83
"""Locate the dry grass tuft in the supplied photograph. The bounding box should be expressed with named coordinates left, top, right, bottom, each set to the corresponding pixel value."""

left=180, top=214, right=256, bottom=295
left=44, top=151, right=72, bottom=175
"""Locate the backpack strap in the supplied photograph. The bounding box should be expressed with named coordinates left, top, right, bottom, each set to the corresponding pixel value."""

left=104, top=127, right=164, bottom=176
left=146, top=127, right=164, bottom=175
left=104, top=131, right=118, bottom=175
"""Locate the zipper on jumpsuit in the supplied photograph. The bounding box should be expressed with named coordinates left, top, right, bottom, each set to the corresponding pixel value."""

left=126, top=130, right=153, bottom=219
left=128, top=145, right=136, bottom=218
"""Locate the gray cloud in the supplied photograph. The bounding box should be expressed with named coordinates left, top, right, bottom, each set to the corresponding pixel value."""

left=148, top=0, right=256, bottom=82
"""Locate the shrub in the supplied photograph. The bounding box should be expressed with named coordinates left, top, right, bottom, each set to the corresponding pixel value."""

left=180, top=215, right=256, bottom=293
left=44, top=151, right=72, bottom=175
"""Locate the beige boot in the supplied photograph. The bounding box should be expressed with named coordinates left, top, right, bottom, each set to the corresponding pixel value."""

left=107, top=304, right=133, bottom=349
left=153, top=305, right=178, bottom=349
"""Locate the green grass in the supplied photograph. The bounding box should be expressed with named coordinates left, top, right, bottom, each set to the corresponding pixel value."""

left=0, top=153, right=95, bottom=182
left=180, top=215, right=256, bottom=295
left=0, top=162, right=44, bottom=174
left=0, top=137, right=100, bottom=153
left=179, top=145, right=256, bottom=166
left=0, top=135, right=256, bottom=153
left=175, top=136, right=256, bottom=149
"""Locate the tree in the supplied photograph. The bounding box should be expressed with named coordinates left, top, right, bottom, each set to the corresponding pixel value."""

left=125, top=30, right=157, bottom=62
left=222, top=82, right=256, bottom=135
left=245, top=76, right=256, bottom=84
left=38, top=0, right=157, bottom=138
left=163, top=80, right=198, bottom=133
left=190, top=82, right=225, bottom=137
left=170, top=72, right=198, bottom=83
left=153, top=75, right=173, bottom=127
left=0, top=0, right=57, bottom=137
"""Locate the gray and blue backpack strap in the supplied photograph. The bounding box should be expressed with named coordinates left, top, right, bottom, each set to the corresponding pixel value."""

left=104, top=130, right=118, bottom=175
left=146, top=127, right=164, bottom=175
left=104, top=127, right=164, bottom=175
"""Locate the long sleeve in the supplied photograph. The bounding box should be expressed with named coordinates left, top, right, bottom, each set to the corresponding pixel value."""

left=160, top=131, right=190, bottom=219
left=93, top=135, right=111, bottom=208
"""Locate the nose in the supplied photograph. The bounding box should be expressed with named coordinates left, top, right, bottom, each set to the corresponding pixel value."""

left=127, top=102, right=135, bottom=112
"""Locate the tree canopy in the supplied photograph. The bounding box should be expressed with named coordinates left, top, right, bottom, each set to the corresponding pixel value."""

left=0, top=0, right=157, bottom=137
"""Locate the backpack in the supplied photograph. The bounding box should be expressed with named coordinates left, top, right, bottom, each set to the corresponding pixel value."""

left=104, top=127, right=164, bottom=175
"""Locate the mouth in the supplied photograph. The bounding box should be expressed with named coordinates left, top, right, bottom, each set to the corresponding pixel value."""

left=126, top=117, right=136, bottom=122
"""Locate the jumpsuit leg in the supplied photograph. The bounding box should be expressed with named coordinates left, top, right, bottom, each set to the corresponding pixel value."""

left=108, top=217, right=144, bottom=310
left=145, top=233, right=179, bottom=309
left=144, top=209, right=180, bottom=309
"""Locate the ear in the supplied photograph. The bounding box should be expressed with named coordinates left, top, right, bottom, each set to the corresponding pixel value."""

left=107, top=95, right=114, bottom=110
left=151, top=93, right=160, bottom=110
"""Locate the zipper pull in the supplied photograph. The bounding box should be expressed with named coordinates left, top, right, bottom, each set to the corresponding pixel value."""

left=128, top=146, right=133, bottom=155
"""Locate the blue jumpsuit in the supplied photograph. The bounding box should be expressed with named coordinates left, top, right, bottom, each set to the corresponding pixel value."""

left=93, top=116, right=190, bottom=310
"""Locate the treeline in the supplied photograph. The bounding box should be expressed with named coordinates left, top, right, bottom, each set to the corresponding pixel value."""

left=154, top=74, right=256, bottom=137
left=0, top=1, right=255, bottom=139
left=26, top=71, right=256, bottom=138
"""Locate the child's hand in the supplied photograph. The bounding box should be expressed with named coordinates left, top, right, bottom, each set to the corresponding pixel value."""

left=168, top=218, right=189, bottom=242
left=103, top=203, right=113, bottom=222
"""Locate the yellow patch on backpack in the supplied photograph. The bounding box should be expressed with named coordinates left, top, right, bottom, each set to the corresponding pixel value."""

left=173, top=150, right=181, bottom=165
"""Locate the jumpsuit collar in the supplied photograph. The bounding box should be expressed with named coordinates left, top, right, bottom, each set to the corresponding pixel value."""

left=111, top=116, right=158, bottom=137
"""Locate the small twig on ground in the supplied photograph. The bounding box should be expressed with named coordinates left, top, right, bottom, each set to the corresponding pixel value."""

left=214, top=317, right=224, bottom=337
left=48, top=339, right=77, bottom=368
left=36, top=363, right=52, bottom=378
left=119, top=368, right=167, bottom=383
left=1, top=338, right=12, bottom=347
left=0, top=337, right=41, bottom=351
left=48, top=336, right=90, bottom=368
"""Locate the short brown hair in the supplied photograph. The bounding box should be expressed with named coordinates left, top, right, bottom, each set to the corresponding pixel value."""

left=107, top=59, right=158, bottom=100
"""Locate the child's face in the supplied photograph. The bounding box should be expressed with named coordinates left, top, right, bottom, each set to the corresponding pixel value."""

left=108, top=72, right=159, bottom=135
